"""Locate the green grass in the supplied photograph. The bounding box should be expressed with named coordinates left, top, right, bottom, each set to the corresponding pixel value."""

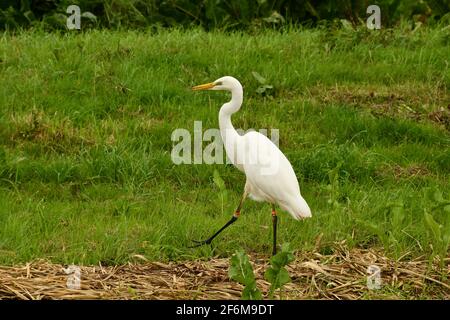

left=0, top=25, right=449, bottom=266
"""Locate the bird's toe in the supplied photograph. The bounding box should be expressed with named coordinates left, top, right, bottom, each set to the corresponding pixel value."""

left=189, top=239, right=212, bottom=248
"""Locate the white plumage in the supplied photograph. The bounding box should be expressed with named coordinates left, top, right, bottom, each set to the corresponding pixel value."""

left=191, top=76, right=311, bottom=254
left=212, top=76, right=311, bottom=219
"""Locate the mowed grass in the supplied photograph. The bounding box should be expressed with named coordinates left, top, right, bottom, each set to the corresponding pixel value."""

left=0, top=25, right=449, bottom=266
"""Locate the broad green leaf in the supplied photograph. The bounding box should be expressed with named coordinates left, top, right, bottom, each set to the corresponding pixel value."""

left=23, top=10, right=34, bottom=22
left=305, top=1, right=319, bottom=18
left=390, top=201, right=405, bottom=228
left=81, top=12, right=97, bottom=21
left=265, top=267, right=291, bottom=286
left=251, top=71, right=267, bottom=84
left=359, top=219, right=384, bottom=239
left=213, top=169, right=226, bottom=191
left=265, top=267, right=291, bottom=298
left=242, top=285, right=262, bottom=300
left=229, top=250, right=262, bottom=300
left=255, top=84, right=273, bottom=94
left=264, top=243, right=294, bottom=298
left=269, top=244, right=294, bottom=269
left=424, top=211, right=442, bottom=242
left=340, top=19, right=353, bottom=30
left=262, top=11, right=285, bottom=24
left=433, top=190, right=445, bottom=203
left=229, top=250, right=255, bottom=286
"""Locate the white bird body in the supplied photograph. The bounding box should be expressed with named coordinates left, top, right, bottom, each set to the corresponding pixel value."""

left=216, top=76, right=311, bottom=220
left=243, top=133, right=311, bottom=220
left=191, top=76, right=312, bottom=254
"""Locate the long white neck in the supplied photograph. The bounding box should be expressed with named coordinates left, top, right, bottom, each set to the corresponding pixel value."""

left=219, top=86, right=243, bottom=168
left=219, top=86, right=243, bottom=132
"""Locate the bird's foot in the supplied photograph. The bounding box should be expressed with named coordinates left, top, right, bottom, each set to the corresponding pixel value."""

left=189, top=239, right=213, bottom=248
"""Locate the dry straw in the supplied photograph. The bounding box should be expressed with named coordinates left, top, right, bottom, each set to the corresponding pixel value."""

left=0, top=244, right=448, bottom=300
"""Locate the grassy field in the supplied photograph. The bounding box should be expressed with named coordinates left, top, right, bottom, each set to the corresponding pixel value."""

left=0, top=25, right=449, bottom=269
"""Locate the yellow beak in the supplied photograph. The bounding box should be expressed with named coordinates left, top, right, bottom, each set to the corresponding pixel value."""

left=192, top=82, right=216, bottom=91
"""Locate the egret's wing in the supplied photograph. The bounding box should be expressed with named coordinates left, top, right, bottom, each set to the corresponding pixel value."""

left=241, top=132, right=311, bottom=219
left=241, top=132, right=300, bottom=200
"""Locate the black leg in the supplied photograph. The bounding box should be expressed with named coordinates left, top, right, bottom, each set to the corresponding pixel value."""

left=272, top=206, right=277, bottom=256
left=190, top=215, right=238, bottom=247
left=190, top=194, right=245, bottom=248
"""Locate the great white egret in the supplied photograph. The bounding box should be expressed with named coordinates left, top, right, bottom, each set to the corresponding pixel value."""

left=191, top=76, right=312, bottom=255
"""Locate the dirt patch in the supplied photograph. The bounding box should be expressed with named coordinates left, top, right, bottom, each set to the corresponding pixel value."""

left=1, top=245, right=448, bottom=300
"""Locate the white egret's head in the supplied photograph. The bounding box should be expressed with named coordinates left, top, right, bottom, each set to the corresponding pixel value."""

left=192, top=76, right=242, bottom=92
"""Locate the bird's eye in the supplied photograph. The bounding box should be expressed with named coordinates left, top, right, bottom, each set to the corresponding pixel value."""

left=215, top=81, right=223, bottom=86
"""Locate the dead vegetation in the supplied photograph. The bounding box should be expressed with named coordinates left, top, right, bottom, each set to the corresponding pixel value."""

left=7, top=111, right=96, bottom=151
left=376, top=164, right=431, bottom=180
left=4, top=109, right=166, bottom=151
left=309, top=84, right=450, bottom=130
left=0, top=244, right=448, bottom=300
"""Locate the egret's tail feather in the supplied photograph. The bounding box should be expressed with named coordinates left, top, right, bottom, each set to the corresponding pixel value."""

left=281, top=195, right=312, bottom=220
